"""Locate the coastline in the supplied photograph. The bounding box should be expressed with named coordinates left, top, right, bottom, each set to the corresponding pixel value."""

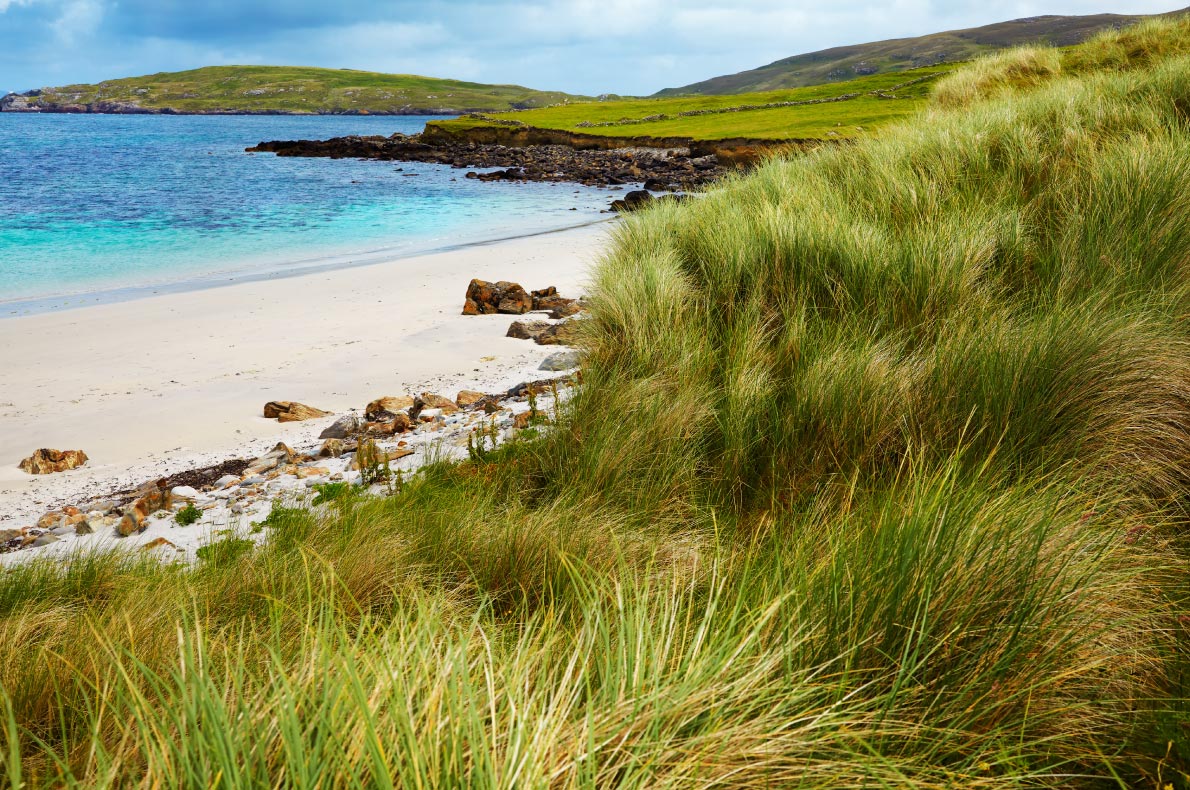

left=0, top=221, right=608, bottom=533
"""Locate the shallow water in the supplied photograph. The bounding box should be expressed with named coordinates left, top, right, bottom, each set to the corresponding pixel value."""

left=0, top=114, right=612, bottom=311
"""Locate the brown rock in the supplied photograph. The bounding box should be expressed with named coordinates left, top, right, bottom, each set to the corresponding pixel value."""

left=118, top=486, right=173, bottom=537
left=37, top=512, right=64, bottom=530
left=243, top=442, right=297, bottom=477
left=19, top=449, right=89, bottom=475
left=549, top=301, right=584, bottom=319
left=514, top=412, right=533, bottom=430
left=456, top=390, right=486, bottom=408
left=507, top=320, right=550, bottom=341
left=463, top=279, right=533, bottom=315
left=263, top=401, right=331, bottom=422
left=141, top=537, right=178, bottom=551
left=319, top=438, right=346, bottom=458
left=420, top=393, right=459, bottom=415
left=536, top=321, right=581, bottom=346
left=365, top=396, right=414, bottom=420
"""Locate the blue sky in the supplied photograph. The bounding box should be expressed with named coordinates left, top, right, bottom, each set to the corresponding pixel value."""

left=1, top=0, right=1186, bottom=95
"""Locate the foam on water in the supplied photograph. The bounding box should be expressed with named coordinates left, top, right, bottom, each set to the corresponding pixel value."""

left=0, top=114, right=613, bottom=312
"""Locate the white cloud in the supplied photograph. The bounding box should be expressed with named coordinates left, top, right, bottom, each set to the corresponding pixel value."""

left=51, top=0, right=104, bottom=43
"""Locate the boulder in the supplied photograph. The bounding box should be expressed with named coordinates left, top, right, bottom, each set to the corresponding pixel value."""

left=463, top=279, right=533, bottom=315
left=507, top=320, right=550, bottom=341
left=364, top=412, right=414, bottom=436
left=540, top=351, right=582, bottom=371
left=36, top=512, right=64, bottom=530
left=549, top=301, right=584, bottom=319
left=118, top=485, right=173, bottom=537
left=171, top=485, right=201, bottom=500
left=19, top=449, right=88, bottom=475
left=320, top=414, right=361, bottom=440
left=456, top=390, right=486, bottom=408
left=243, top=442, right=297, bottom=477
left=263, top=401, right=331, bottom=422
left=420, top=393, right=459, bottom=415
left=319, top=438, right=346, bottom=458
left=365, top=396, right=414, bottom=420
left=536, top=321, right=581, bottom=346
left=610, top=190, right=654, bottom=213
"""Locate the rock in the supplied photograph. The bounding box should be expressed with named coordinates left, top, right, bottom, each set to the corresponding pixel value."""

left=540, top=351, right=582, bottom=371
left=365, top=396, right=414, bottom=420
left=320, top=414, right=361, bottom=439
left=319, top=438, right=346, bottom=458
left=171, top=485, right=200, bottom=500
left=263, top=401, right=331, bottom=422
left=244, top=442, right=296, bottom=477
left=19, top=449, right=88, bottom=475
left=420, top=393, right=459, bottom=415
left=350, top=448, right=415, bottom=470
left=118, top=485, right=173, bottom=537
left=456, top=390, right=486, bottom=408
left=507, top=320, right=551, bottom=341
left=27, top=534, right=61, bottom=548
left=463, top=279, right=533, bottom=315
left=0, top=529, right=22, bottom=545
left=514, top=412, right=533, bottom=430
left=214, top=474, right=241, bottom=489
left=37, top=512, right=64, bottom=530
left=141, top=537, right=178, bottom=552
left=549, top=301, right=584, bottom=319
left=610, top=190, right=654, bottom=213
left=536, top=321, right=581, bottom=346
left=75, top=519, right=95, bottom=536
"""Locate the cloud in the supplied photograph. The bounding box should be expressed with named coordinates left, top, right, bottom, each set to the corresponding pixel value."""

left=51, top=0, right=103, bottom=43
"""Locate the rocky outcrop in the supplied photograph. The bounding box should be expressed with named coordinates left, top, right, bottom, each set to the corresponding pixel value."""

left=263, top=401, right=331, bottom=422
left=249, top=130, right=735, bottom=190
left=366, top=396, right=415, bottom=420
left=507, top=320, right=551, bottom=340
left=456, top=390, right=486, bottom=408
left=19, top=449, right=89, bottom=475
left=463, top=280, right=534, bottom=315
left=118, top=483, right=172, bottom=537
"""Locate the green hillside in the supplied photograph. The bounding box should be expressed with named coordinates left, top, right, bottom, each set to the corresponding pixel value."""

left=432, top=65, right=956, bottom=142
left=657, top=6, right=1188, bottom=95
left=4, top=65, right=586, bottom=114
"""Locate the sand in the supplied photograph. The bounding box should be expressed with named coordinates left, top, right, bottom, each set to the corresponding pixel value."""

left=0, top=221, right=610, bottom=531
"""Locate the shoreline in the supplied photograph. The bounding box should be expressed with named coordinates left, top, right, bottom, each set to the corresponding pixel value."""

left=1, top=215, right=613, bottom=319
left=0, top=221, right=608, bottom=534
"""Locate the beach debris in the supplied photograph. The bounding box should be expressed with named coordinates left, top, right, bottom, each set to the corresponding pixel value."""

left=19, top=448, right=89, bottom=475
left=463, top=279, right=533, bottom=315
left=540, top=351, right=582, bottom=371
left=263, top=401, right=331, bottom=422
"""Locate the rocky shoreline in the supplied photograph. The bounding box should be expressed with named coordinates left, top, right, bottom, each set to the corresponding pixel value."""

left=0, top=91, right=514, bottom=116
left=248, top=132, right=729, bottom=189
left=1, top=280, right=588, bottom=566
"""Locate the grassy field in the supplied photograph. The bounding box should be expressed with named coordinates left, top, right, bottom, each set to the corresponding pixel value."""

left=4, top=17, right=1190, bottom=788
left=656, top=6, right=1181, bottom=95
left=16, top=65, right=586, bottom=114
left=432, top=66, right=956, bottom=142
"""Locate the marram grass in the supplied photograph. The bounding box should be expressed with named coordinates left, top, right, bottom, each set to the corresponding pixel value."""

left=3, top=17, right=1190, bottom=788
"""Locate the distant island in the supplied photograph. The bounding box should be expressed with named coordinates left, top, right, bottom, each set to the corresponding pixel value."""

left=0, top=65, right=590, bottom=115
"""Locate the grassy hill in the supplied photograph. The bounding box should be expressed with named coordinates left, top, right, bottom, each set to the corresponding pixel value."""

left=3, top=65, right=586, bottom=114
left=4, top=16, right=1190, bottom=786
left=657, top=6, right=1188, bottom=95
left=431, top=65, right=958, bottom=143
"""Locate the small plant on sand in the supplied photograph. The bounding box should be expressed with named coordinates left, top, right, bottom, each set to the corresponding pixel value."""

left=468, top=419, right=501, bottom=463
left=356, top=438, right=390, bottom=487
left=173, top=503, right=202, bottom=526
left=311, top=481, right=354, bottom=506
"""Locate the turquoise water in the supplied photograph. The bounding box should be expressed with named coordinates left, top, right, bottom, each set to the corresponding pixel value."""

left=0, top=114, right=612, bottom=312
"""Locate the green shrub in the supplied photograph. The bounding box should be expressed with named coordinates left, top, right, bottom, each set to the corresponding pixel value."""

left=173, top=503, right=202, bottom=526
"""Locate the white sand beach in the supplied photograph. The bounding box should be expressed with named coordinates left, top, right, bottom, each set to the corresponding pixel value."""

left=0, top=221, right=610, bottom=532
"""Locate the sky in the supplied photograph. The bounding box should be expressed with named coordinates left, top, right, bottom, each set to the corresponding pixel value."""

left=1, top=0, right=1187, bottom=96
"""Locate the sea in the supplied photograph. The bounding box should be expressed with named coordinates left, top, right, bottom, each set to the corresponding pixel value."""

left=0, top=114, right=613, bottom=314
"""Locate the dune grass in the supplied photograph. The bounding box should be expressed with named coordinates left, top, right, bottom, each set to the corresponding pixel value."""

left=3, top=18, right=1190, bottom=788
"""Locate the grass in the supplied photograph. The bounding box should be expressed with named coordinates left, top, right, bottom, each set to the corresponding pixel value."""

left=2, top=16, right=1190, bottom=787
left=431, top=67, right=956, bottom=142
left=20, top=65, right=588, bottom=114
